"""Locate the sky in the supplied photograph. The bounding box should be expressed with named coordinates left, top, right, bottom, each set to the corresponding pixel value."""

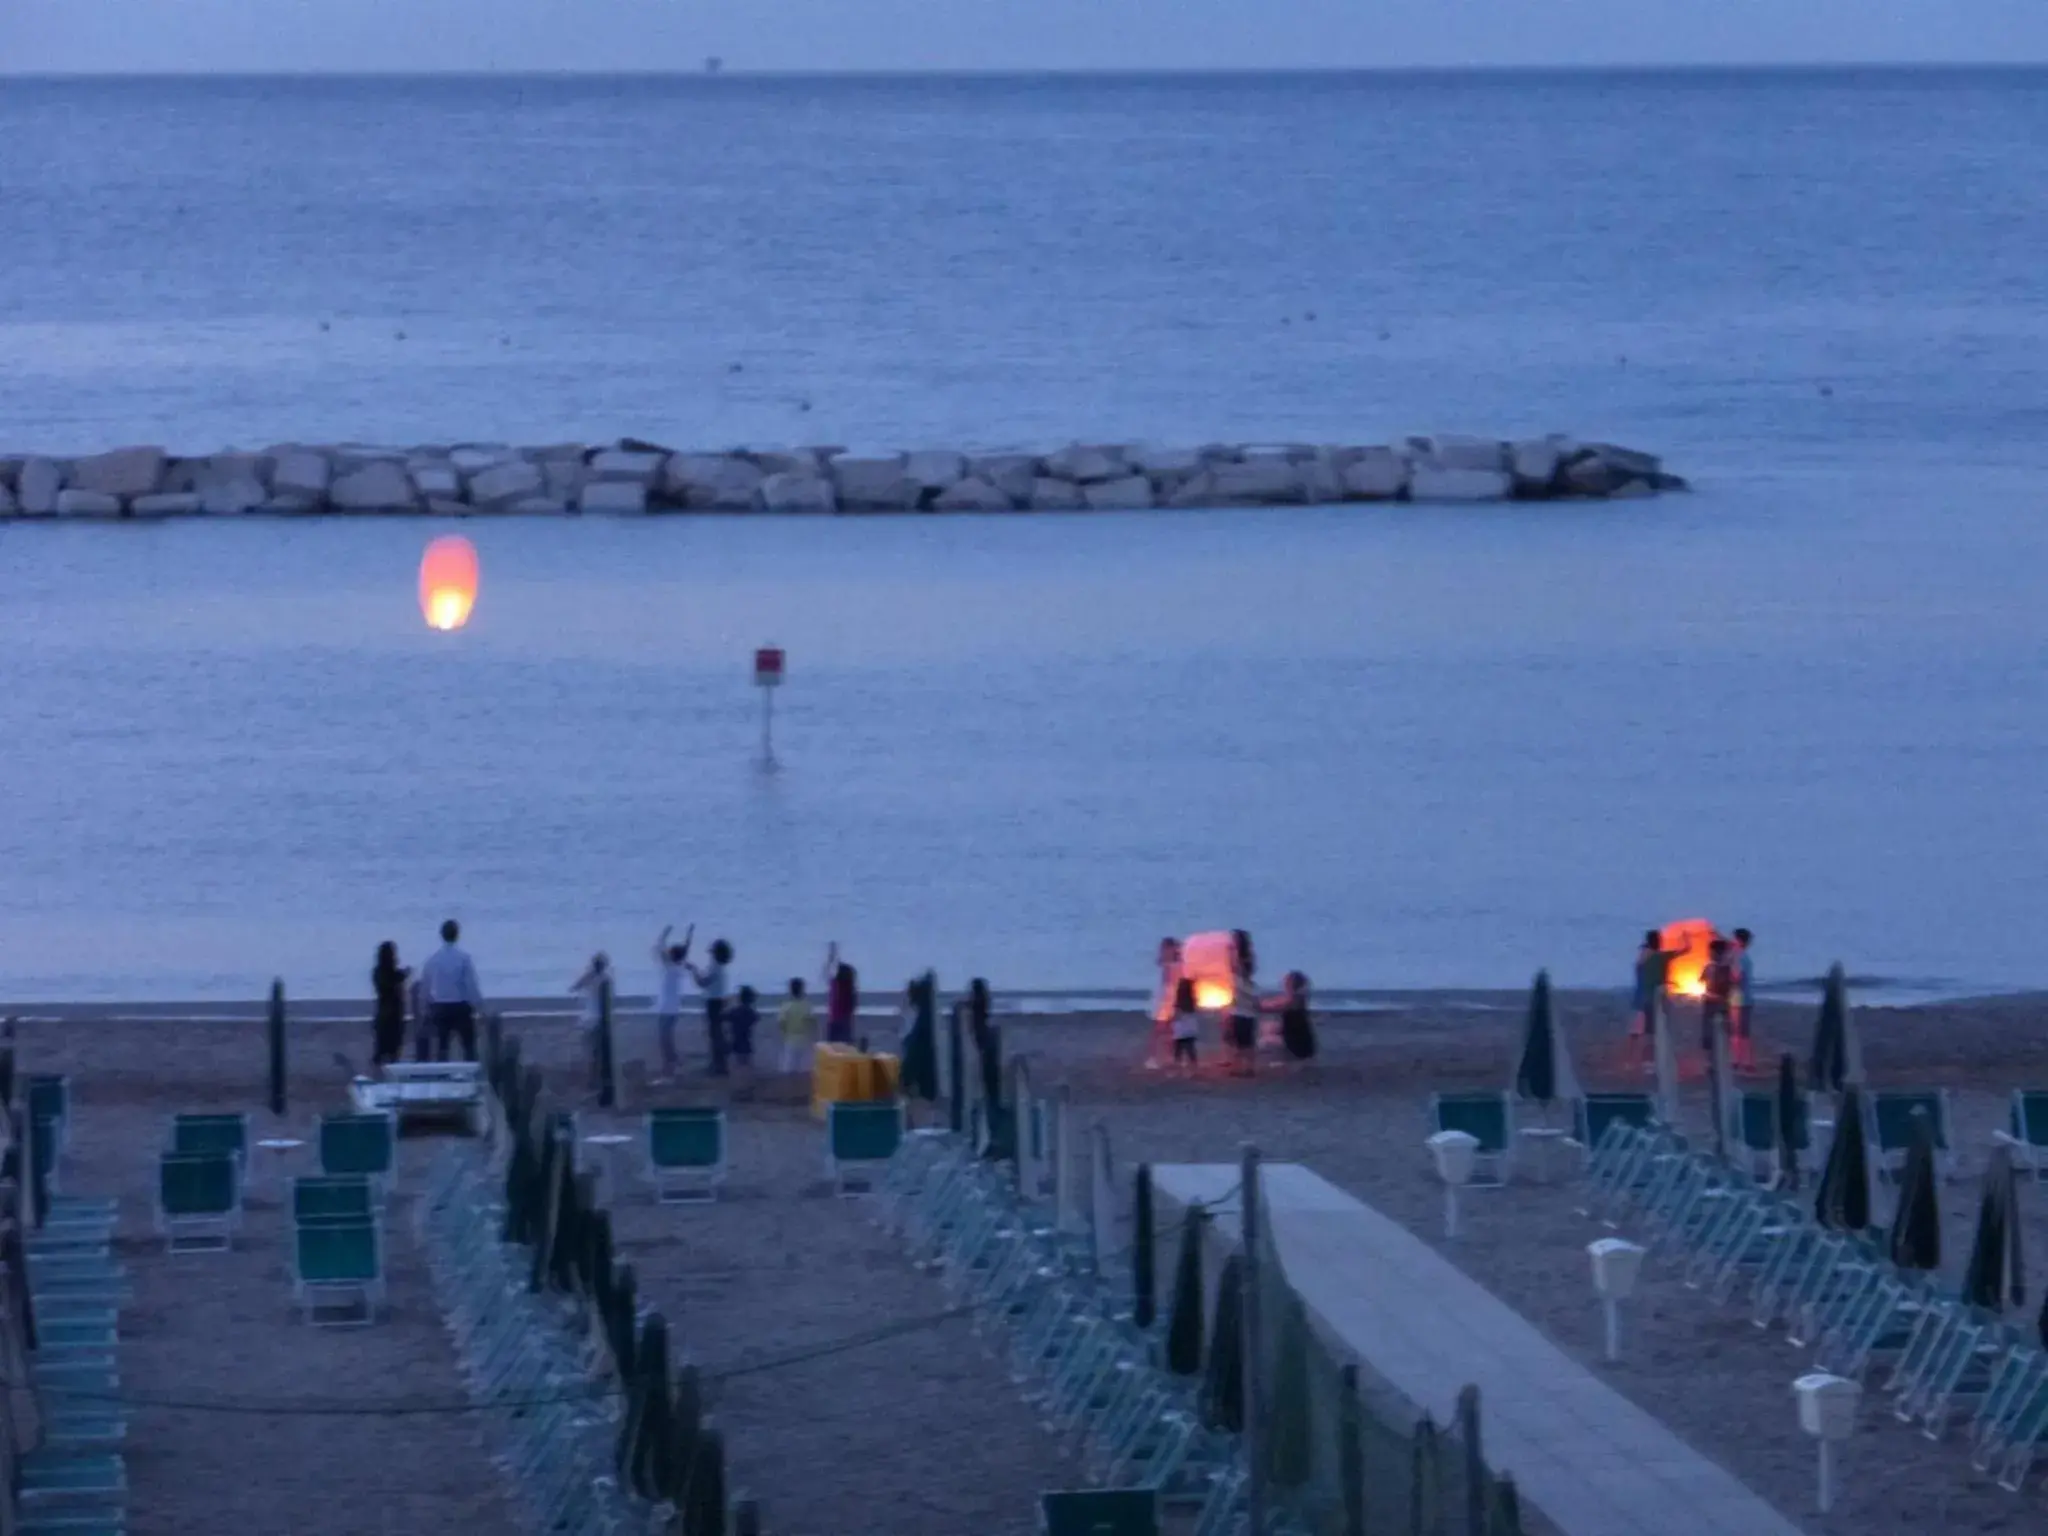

left=5, top=0, right=2048, bottom=73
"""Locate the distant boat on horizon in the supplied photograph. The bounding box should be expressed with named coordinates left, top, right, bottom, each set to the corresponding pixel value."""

left=705, top=57, right=724, bottom=76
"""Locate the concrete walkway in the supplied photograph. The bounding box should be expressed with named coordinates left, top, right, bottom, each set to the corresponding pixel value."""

left=1154, top=1163, right=1806, bottom=1536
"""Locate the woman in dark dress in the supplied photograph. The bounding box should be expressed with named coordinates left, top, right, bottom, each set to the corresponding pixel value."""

left=1276, top=970, right=1318, bottom=1062
left=371, top=942, right=409, bottom=1070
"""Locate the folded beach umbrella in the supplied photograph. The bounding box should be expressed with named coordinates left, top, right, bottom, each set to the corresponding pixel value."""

left=1963, top=1145, right=2026, bottom=1313
left=1888, top=1112, right=1942, bottom=1272
left=1166, top=1208, right=1206, bottom=1375
left=1651, top=996, right=1681, bottom=1128
left=670, top=1362, right=704, bottom=1487
left=946, top=1000, right=966, bottom=1134
left=1201, top=1253, right=1246, bottom=1434
left=1708, top=1010, right=1739, bottom=1161
left=266, top=978, right=288, bottom=1116
left=899, top=971, right=940, bottom=1103
left=1133, top=1163, right=1157, bottom=1329
left=1809, top=963, right=1858, bottom=1093
left=623, top=1312, right=675, bottom=1500
left=1815, top=1085, right=1872, bottom=1232
left=1264, top=1293, right=1314, bottom=1489
left=608, top=1263, right=639, bottom=1382
left=1513, top=971, right=1580, bottom=1124
left=681, top=1424, right=728, bottom=1536
left=1775, top=1053, right=1803, bottom=1191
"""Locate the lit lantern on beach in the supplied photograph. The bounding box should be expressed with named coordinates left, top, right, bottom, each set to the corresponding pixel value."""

left=418, top=536, right=479, bottom=632
left=1659, top=918, right=1719, bottom=998
left=1179, top=931, right=1239, bottom=1011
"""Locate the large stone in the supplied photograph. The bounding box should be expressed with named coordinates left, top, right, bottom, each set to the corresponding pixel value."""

left=130, top=493, right=202, bottom=517
left=541, top=458, right=586, bottom=503
left=272, top=449, right=332, bottom=502
left=1209, top=458, right=1305, bottom=504
left=759, top=472, right=838, bottom=514
left=17, top=458, right=63, bottom=514
left=1561, top=453, right=1625, bottom=497
left=1411, top=435, right=1507, bottom=474
left=1341, top=449, right=1408, bottom=500
left=1300, top=455, right=1345, bottom=505
left=508, top=496, right=568, bottom=516
left=1584, top=442, right=1662, bottom=479
left=663, top=454, right=762, bottom=510
left=1410, top=467, right=1512, bottom=502
left=1608, top=478, right=1658, bottom=500
left=328, top=461, right=417, bottom=511
left=468, top=458, right=545, bottom=507
left=177, top=453, right=272, bottom=495
left=588, top=449, right=665, bottom=483
left=0, top=483, right=13, bottom=514
left=750, top=449, right=822, bottom=478
left=1030, top=477, right=1085, bottom=511
left=68, top=446, right=165, bottom=499
left=409, top=462, right=463, bottom=501
left=932, top=476, right=1015, bottom=512
left=198, top=476, right=267, bottom=515
left=450, top=446, right=518, bottom=475
left=56, top=489, right=123, bottom=517
left=1166, top=473, right=1221, bottom=508
left=832, top=456, right=918, bottom=512
left=263, top=495, right=320, bottom=514
left=966, top=455, right=1038, bottom=504
left=0, top=458, right=18, bottom=491
left=579, top=481, right=647, bottom=514
left=903, top=450, right=966, bottom=491
left=1509, top=439, right=1564, bottom=493
left=1131, top=445, right=1204, bottom=480
left=1044, top=444, right=1127, bottom=484
left=1084, top=475, right=1154, bottom=511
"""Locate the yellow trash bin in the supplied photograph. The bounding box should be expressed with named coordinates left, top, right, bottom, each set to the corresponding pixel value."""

left=811, top=1043, right=862, bottom=1120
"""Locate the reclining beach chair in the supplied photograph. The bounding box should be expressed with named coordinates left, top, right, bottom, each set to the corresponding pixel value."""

left=1427, top=1092, right=1512, bottom=1187
left=1040, top=1488, right=1159, bottom=1536
left=27, top=1073, right=71, bottom=1149
left=292, top=1174, right=375, bottom=1226
left=644, top=1107, right=727, bottom=1204
left=1579, top=1092, right=1656, bottom=1152
left=826, top=1100, right=904, bottom=1195
left=155, top=1152, right=241, bottom=1253
left=292, top=1217, right=384, bottom=1326
left=2000, top=1090, right=2048, bottom=1181
left=170, top=1111, right=248, bottom=1167
left=317, top=1112, right=396, bottom=1194
left=1869, top=1090, right=1955, bottom=1182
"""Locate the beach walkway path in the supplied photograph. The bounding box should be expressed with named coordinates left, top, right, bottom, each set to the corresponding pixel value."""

left=1154, top=1162, right=1807, bottom=1536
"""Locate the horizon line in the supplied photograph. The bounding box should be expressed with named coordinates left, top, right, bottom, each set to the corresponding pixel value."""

left=7, top=61, right=2048, bottom=81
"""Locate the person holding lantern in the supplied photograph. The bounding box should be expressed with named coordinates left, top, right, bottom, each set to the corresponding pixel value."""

left=1147, top=937, right=1183, bottom=1070
left=1227, top=929, right=1260, bottom=1076
left=1731, top=927, right=1757, bottom=1072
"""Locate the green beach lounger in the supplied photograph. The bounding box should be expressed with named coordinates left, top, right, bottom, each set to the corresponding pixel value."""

left=645, top=1107, right=727, bottom=1203
left=317, top=1113, right=396, bottom=1188
left=1870, top=1090, right=1955, bottom=1181
left=292, top=1217, right=384, bottom=1325
left=2004, top=1090, right=2048, bottom=1181
left=1429, top=1091, right=1513, bottom=1186
left=292, top=1174, right=375, bottom=1224
left=155, top=1151, right=240, bottom=1252
left=170, top=1111, right=249, bottom=1164
left=826, top=1101, right=904, bottom=1195
left=1040, top=1488, right=1159, bottom=1536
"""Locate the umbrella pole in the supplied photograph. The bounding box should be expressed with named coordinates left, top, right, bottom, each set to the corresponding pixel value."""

left=1240, top=1142, right=1266, bottom=1536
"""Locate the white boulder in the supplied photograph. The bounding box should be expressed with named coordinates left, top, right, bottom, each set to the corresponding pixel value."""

left=751, top=449, right=822, bottom=478
left=409, top=462, right=463, bottom=501
left=1509, top=439, right=1563, bottom=491
left=272, top=449, right=332, bottom=502
left=330, top=461, right=417, bottom=512
left=663, top=454, right=763, bottom=509
left=1084, top=475, right=1154, bottom=511
left=904, top=450, right=966, bottom=490
left=1410, top=467, right=1512, bottom=502
left=56, top=489, right=122, bottom=517
left=450, top=446, right=517, bottom=475
left=1412, top=435, right=1507, bottom=473
left=1131, top=445, right=1204, bottom=480
left=1044, top=444, right=1127, bottom=484
left=1166, top=473, right=1220, bottom=508
left=1341, top=449, right=1408, bottom=500
left=1300, top=456, right=1345, bottom=505
left=468, top=459, right=545, bottom=508
left=1210, top=458, right=1305, bottom=504
left=130, top=493, right=202, bottom=517
left=588, top=449, right=665, bottom=483
left=17, top=458, right=63, bottom=515
left=198, top=476, right=267, bottom=515
left=68, top=446, right=165, bottom=499
left=932, top=476, right=1014, bottom=512
left=542, top=458, right=587, bottom=503
left=578, top=481, right=647, bottom=514
left=832, top=456, right=918, bottom=511
left=1030, top=477, right=1085, bottom=511
left=969, top=455, right=1039, bottom=504
left=759, top=472, right=838, bottom=514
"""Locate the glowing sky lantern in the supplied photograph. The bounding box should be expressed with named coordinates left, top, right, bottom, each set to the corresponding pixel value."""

left=418, top=536, right=479, bottom=632
left=1659, top=918, right=1719, bottom=998
left=1180, top=930, right=1240, bottom=1011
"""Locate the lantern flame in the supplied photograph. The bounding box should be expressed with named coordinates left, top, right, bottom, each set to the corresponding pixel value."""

left=1193, top=979, right=1234, bottom=1011
left=1659, top=918, right=1718, bottom=998
left=418, top=536, right=479, bottom=632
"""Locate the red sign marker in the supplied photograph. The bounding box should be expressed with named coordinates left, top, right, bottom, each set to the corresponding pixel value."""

left=754, top=647, right=786, bottom=687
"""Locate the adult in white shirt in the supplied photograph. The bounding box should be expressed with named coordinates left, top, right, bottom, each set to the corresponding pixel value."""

left=571, top=951, right=612, bottom=1092
left=419, top=918, right=485, bottom=1061
left=650, top=924, right=693, bottom=1081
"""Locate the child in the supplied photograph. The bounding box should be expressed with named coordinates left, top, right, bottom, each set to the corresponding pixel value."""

left=1730, top=927, right=1756, bottom=1072
left=1170, top=977, right=1200, bottom=1070
left=725, top=985, right=760, bottom=1071
left=570, top=951, right=612, bottom=1094
left=778, top=977, right=816, bottom=1074
left=1275, top=970, right=1317, bottom=1062
left=1700, top=938, right=1734, bottom=1056
left=1629, top=930, right=1668, bottom=1071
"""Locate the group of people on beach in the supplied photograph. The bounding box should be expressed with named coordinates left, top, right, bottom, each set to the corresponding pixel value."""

left=1147, top=930, right=1317, bottom=1076
left=365, top=921, right=864, bottom=1085
left=1630, top=924, right=1760, bottom=1071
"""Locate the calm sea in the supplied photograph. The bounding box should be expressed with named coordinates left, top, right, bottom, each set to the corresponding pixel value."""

left=2, top=70, right=2045, bottom=1001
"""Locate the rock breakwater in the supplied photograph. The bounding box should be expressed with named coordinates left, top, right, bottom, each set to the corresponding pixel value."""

left=0, top=437, right=1683, bottom=519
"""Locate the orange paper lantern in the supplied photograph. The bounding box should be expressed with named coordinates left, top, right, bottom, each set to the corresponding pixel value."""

left=418, top=536, right=479, bottom=631
left=1180, top=931, right=1239, bottom=1010
left=1659, top=918, right=1719, bottom=998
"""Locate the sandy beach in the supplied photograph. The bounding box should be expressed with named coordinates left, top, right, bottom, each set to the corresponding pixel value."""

left=9, top=987, right=2046, bottom=1535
